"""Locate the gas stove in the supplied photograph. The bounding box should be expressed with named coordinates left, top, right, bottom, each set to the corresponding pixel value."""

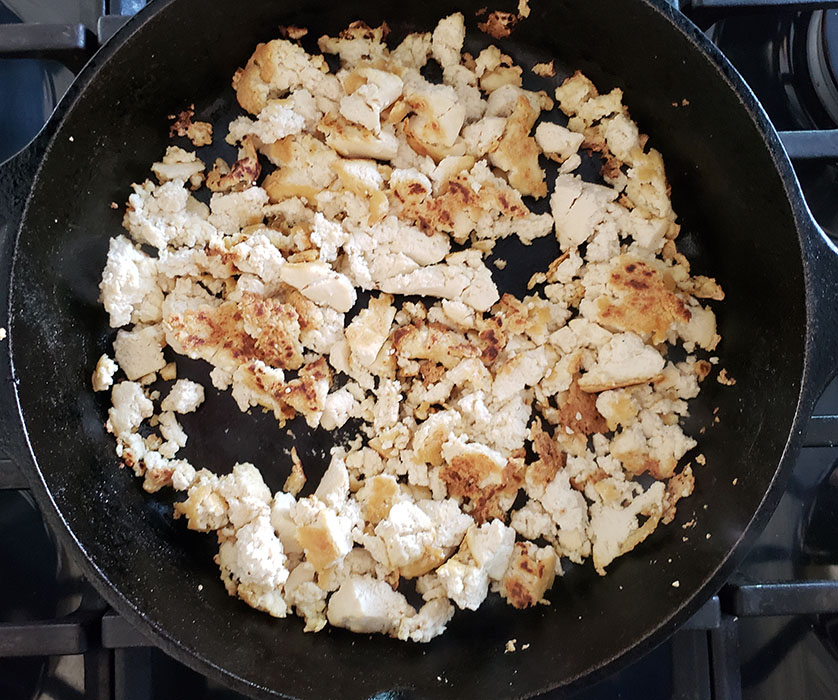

left=1, top=2, right=837, bottom=699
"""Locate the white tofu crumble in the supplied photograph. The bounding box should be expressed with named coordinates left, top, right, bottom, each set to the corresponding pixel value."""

left=92, top=354, right=118, bottom=392
left=160, top=379, right=206, bottom=414
left=97, top=15, right=723, bottom=643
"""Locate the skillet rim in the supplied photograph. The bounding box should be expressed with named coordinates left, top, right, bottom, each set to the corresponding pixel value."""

left=4, top=0, right=823, bottom=696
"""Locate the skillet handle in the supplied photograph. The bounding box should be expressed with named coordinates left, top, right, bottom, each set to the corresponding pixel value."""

left=801, top=212, right=838, bottom=397
left=0, top=132, right=50, bottom=462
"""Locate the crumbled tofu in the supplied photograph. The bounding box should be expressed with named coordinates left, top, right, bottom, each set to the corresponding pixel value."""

left=465, top=520, right=516, bottom=579
left=488, top=96, right=546, bottom=198
left=284, top=448, right=307, bottom=496
left=174, top=469, right=229, bottom=531
left=226, top=100, right=306, bottom=145
left=436, top=520, right=514, bottom=610
left=233, top=39, right=341, bottom=115
left=390, top=32, right=433, bottom=70
left=216, top=462, right=272, bottom=528
left=341, top=214, right=450, bottom=291
left=294, top=497, right=353, bottom=573
left=261, top=133, right=338, bottom=201
left=320, top=389, right=358, bottom=430
left=588, top=481, right=665, bottom=575
left=271, top=491, right=302, bottom=554
left=345, top=294, right=396, bottom=367
left=317, top=114, right=399, bottom=160
left=532, top=60, right=555, bottom=77
left=462, top=117, right=507, bottom=158
left=540, top=471, right=590, bottom=562
left=380, top=250, right=499, bottom=312
left=280, top=261, right=357, bottom=313
left=326, top=575, right=413, bottom=634
left=431, top=13, right=466, bottom=69
left=550, top=174, right=618, bottom=251
left=157, top=411, right=187, bottom=457
left=318, top=21, right=390, bottom=67
left=98, top=18, right=723, bottom=643
left=151, top=146, right=205, bottom=188
left=217, top=514, right=289, bottom=588
left=107, top=381, right=153, bottom=439
left=208, top=187, right=269, bottom=234
left=402, top=81, right=466, bottom=156
left=99, top=236, right=162, bottom=328
left=499, top=542, right=556, bottom=608
left=92, top=354, right=118, bottom=392
left=486, top=84, right=553, bottom=119
left=478, top=10, right=518, bottom=39
left=125, top=179, right=216, bottom=250
left=340, top=67, right=403, bottom=133
left=169, top=105, right=213, bottom=147
left=161, top=379, right=205, bottom=413
left=534, top=122, right=584, bottom=162
left=397, top=598, right=455, bottom=642
left=578, top=333, right=666, bottom=392
left=113, top=324, right=166, bottom=381
left=364, top=501, right=437, bottom=571
left=436, top=554, right=490, bottom=610
left=283, top=562, right=327, bottom=631
left=310, top=212, right=348, bottom=263
left=717, top=368, right=736, bottom=386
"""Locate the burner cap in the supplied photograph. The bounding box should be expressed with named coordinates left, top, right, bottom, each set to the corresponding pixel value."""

left=807, top=10, right=838, bottom=126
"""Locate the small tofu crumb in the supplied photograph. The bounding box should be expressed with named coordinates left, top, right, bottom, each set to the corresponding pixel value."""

left=521, top=643, right=530, bottom=650
left=672, top=580, right=680, bottom=588
left=732, top=478, right=738, bottom=486
left=695, top=454, right=706, bottom=466
left=278, top=24, right=309, bottom=40
left=505, top=639, right=517, bottom=653
left=717, top=369, right=736, bottom=386
left=478, top=10, right=518, bottom=38
left=493, top=258, right=508, bottom=269
left=532, top=61, right=555, bottom=78
left=284, top=447, right=307, bottom=496
left=92, top=354, right=118, bottom=392
left=169, top=104, right=213, bottom=147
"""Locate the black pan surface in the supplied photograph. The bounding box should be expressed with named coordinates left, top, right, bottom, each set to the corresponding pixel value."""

left=2, top=0, right=837, bottom=698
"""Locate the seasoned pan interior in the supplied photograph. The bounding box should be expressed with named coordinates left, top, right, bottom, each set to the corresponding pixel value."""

left=9, top=0, right=807, bottom=697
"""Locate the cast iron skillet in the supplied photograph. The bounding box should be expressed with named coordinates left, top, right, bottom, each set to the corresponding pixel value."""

left=0, top=0, right=837, bottom=697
